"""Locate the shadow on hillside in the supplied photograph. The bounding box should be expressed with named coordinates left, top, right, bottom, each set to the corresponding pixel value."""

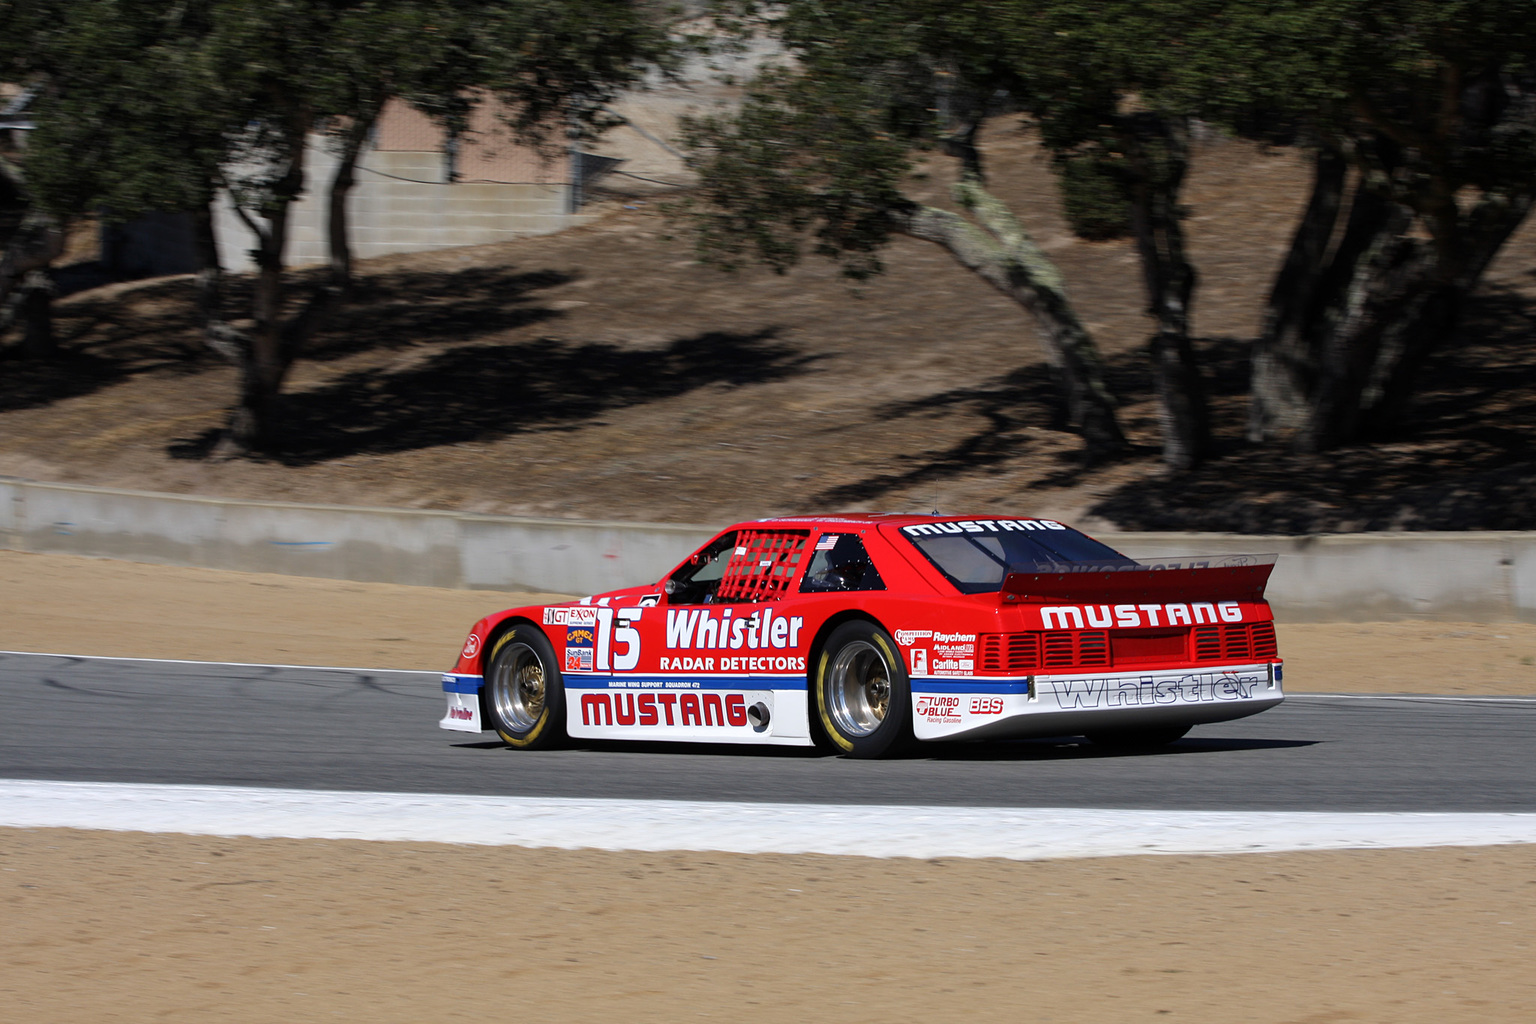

left=808, top=335, right=1261, bottom=506
left=169, top=327, right=817, bottom=464
left=0, top=274, right=220, bottom=413
left=2, top=263, right=570, bottom=414
left=1091, top=285, right=1536, bottom=533
left=809, top=360, right=1100, bottom=506
left=303, top=266, right=574, bottom=362
left=811, top=282, right=1536, bottom=532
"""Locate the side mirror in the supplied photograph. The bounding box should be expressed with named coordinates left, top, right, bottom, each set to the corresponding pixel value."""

left=664, top=578, right=679, bottom=596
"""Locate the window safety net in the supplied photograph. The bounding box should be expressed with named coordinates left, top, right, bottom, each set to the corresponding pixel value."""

left=714, top=530, right=809, bottom=603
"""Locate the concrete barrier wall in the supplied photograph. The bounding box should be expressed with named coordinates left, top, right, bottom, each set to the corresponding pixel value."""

left=0, top=478, right=713, bottom=596
left=1111, top=533, right=1535, bottom=623
left=4, top=477, right=1534, bottom=622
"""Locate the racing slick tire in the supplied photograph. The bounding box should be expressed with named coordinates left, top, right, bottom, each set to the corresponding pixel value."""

left=1084, top=724, right=1191, bottom=750
left=815, top=620, right=913, bottom=759
left=484, top=624, right=566, bottom=750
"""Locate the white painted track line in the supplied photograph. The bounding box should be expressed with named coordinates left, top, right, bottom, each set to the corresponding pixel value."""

left=0, top=649, right=438, bottom=675
left=3, top=780, right=1535, bottom=860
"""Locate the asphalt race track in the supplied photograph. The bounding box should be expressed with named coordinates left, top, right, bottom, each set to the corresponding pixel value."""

left=2, top=651, right=1534, bottom=813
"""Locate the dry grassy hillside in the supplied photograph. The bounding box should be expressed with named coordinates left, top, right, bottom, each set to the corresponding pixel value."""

left=2, top=122, right=1534, bottom=532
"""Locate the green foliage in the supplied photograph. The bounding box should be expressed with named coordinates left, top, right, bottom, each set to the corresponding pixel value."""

left=685, top=0, right=1034, bottom=276
left=12, top=1, right=229, bottom=221
left=1057, top=155, right=1130, bottom=241
left=6, top=1, right=677, bottom=222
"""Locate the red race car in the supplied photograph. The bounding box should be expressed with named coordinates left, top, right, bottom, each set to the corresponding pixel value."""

left=441, top=515, right=1283, bottom=758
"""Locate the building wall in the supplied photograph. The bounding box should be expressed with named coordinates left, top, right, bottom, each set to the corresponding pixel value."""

left=214, top=97, right=584, bottom=273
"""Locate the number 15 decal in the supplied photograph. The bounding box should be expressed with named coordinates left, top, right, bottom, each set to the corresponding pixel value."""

left=593, top=606, right=643, bottom=671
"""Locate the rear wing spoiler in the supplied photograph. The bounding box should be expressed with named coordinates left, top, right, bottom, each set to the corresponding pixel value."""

left=1000, top=555, right=1277, bottom=604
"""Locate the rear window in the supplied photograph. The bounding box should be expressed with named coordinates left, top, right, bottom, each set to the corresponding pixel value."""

left=898, top=519, right=1133, bottom=594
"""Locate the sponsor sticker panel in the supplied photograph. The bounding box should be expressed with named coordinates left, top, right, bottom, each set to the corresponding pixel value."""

left=1043, top=668, right=1269, bottom=710
left=911, top=691, right=1029, bottom=739
left=568, top=688, right=776, bottom=737
left=909, top=665, right=1276, bottom=739
left=1038, top=601, right=1246, bottom=630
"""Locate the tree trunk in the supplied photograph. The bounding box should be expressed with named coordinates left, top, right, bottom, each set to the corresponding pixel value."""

left=0, top=209, right=64, bottom=353
left=229, top=111, right=309, bottom=452
left=1124, top=114, right=1208, bottom=471
left=1248, top=145, right=1347, bottom=442
left=327, top=99, right=384, bottom=297
left=894, top=179, right=1126, bottom=457
left=191, top=200, right=223, bottom=327
left=20, top=269, right=55, bottom=359
left=1298, top=217, right=1420, bottom=451
left=1352, top=193, right=1533, bottom=439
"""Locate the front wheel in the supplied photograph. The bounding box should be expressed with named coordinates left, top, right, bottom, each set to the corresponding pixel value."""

left=815, top=621, right=912, bottom=759
left=484, top=625, right=565, bottom=749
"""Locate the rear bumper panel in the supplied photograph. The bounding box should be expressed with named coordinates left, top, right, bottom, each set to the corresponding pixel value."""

left=910, top=662, right=1282, bottom=741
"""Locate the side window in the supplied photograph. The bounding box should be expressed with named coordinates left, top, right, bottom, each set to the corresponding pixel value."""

left=800, top=534, right=886, bottom=593
left=664, top=532, right=736, bottom=605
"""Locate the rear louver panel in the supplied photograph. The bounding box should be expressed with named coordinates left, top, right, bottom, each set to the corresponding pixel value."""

left=980, top=622, right=1276, bottom=674
left=1075, top=631, right=1110, bottom=666
left=1041, top=631, right=1108, bottom=669
left=980, top=633, right=1040, bottom=673
left=1192, top=622, right=1278, bottom=662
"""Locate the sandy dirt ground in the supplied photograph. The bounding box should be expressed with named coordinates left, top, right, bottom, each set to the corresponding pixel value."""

left=3, top=551, right=1535, bottom=1021
left=2, top=830, right=1533, bottom=1023
left=4, top=549, right=1535, bottom=694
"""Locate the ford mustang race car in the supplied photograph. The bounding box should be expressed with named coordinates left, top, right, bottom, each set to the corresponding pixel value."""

left=440, top=515, right=1283, bottom=758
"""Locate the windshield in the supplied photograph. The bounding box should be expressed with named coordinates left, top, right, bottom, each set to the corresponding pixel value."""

left=898, top=519, right=1135, bottom=594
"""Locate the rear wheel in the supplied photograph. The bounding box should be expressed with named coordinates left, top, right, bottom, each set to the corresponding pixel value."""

left=485, top=625, right=565, bottom=749
left=1085, top=724, right=1190, bottom=750
left=815, top=621, right=912, bottom=759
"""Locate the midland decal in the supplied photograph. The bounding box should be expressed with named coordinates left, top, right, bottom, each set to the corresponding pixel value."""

left=901, top=519, right=1067, bottom=536
left=1039, top=601, right=1244, bottom=629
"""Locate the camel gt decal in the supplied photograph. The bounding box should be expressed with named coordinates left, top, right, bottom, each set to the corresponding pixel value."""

left=565, top=625, right=595, bottom=671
